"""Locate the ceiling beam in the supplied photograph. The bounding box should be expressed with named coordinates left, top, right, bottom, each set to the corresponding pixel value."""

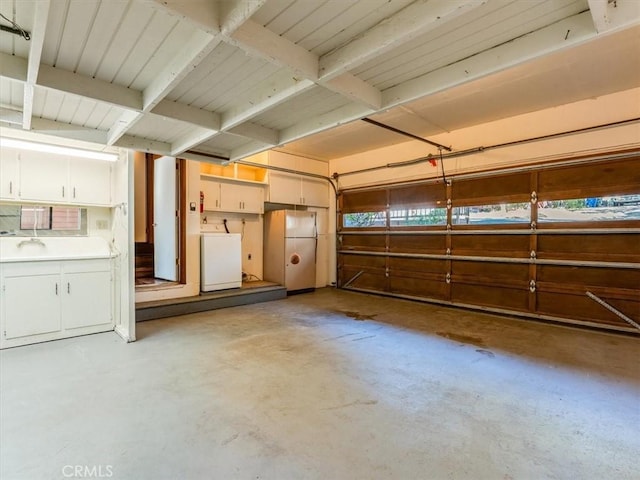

left=180, top=150, right=232, bottom=164
left=228, top=19, right=383, bottom=109
left=0, top=53, right=27, bottom=82
left=114, top=134, right=172, bottom=155
left=220, top=0, right=268, bottom=36
left=107, top=111, right=144, bottom=146
left=142, top=32, right=221, bottom=112
left=588, top=0, right=640, bottom=33
left=221, top=71, right=315, bottom=130
left=0, top=52, right=233, bottom=146
left=146, top=0, right=220, bottom=34
left=38, top=64, right=142, bottom=111
left=107, top=30, right=222, bottom=145
left=319, top=0, right=486, bottom=81
left=22, top=0, right=50, bottom=130
left=28, top=117, right=109, bottom=144
left=382, top=11, right=598, bottom=109
left=227, top=122, right=278, bottom=145
left=152, top=100, right=221, bottom=131
left=588, top=0, right=611, bottom=33
left=0, top=107, right=23, bottom=125
left=323, top=74, right=382, bottom=111
left=170, top=128, right=220, bottom=156
left=229, top=139, right=272, bottom=162
left=107, top=0, right=264, bottom=147
left=276, top=102, right=374, bottom=149
left=230, top=19, right=318, bottom=80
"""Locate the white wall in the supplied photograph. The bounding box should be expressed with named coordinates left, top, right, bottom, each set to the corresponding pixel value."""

left=332, top=123, right=640, bottom=190
left=331, top=89, right=640, bottom=189
left=112, top=150, right=135, bottom=342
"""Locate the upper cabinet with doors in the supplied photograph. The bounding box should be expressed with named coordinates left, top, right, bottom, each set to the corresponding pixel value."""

left=200, top=175, right=264, bottom=214
left=0, top=146, right=113, bottom=206
left=248, top=151, right=330, bottom=207
left=0, top=147, right=19, bottom=200
left=199, top=162, right=265, bottom=214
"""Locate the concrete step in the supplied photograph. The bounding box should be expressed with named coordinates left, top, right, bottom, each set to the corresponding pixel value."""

left=136, top=283, right=287, bottom=321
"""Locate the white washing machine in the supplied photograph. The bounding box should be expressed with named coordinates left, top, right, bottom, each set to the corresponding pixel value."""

left=200, top=233, right=242, bottom=292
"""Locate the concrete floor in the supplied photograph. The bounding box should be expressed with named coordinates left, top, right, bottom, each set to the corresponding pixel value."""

left=1, top=289, right=638, bottom=480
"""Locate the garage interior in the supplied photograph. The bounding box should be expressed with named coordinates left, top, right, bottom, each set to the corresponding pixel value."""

left=1, top=0, right=639, bottom=479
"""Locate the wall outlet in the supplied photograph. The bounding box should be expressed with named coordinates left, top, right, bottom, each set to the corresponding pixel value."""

left=96, top=220, right=109, bottom=230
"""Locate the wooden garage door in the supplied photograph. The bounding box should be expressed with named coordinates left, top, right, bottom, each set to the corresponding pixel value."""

left=337, top=154, right=640, bottom=332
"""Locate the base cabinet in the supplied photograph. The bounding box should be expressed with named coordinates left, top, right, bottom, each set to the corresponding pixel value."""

left=62, top=269, right=112, bottom=330
left=0, top=258, right=113, bottom=348
left=4, top=272, right=61, bottom=339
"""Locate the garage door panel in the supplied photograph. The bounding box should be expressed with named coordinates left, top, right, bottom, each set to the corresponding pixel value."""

left=537, top=234, right=640, bottom=261
left=537, top=265, right=640, bottom=290
left=389, top=183, right=445, bottom=207
left=452, top=261, right=529, bottom=282
left=341, top=254, right=386, bottom=270
left=536, top=291, right=638, bottom=328
left=451, top=283, right=530, bottom=311
left=342, top=269, right=386, bottom=290
left=453, top=172, right=530, bottom=204
left=538, top=158, right=640, bottom=199
left=389, top=235, right=446, bottom=253
left=342, top=190, right=386, bottom=212
left=452, top=235, right=530, bottom=258
left=389, top=258, right=446, bottom=274
left=390, top=276, right=448, bottom=299
left=341, top=234, right=386, bottom=251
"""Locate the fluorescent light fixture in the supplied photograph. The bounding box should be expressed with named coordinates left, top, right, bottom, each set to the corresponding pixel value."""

left=0, top=138, right=119, bottom=162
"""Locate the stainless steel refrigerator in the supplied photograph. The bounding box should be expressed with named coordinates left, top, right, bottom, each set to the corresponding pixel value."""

left=264, top=210, right=317, bottom=292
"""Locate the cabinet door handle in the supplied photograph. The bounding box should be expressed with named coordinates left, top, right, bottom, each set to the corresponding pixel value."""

left=62, top=186, right=65, bottom=197
left=67, top=282, right=70, bottom=294
left=73, top=187, right=76, bottom=198
left=8, top=181, right=12, bottom=194
left=55, top=283, right=58, bottom=295
left=215, top=199, right=219, bottom=207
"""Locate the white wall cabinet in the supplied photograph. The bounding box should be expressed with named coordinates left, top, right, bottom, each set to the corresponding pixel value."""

left=201, top=175, right=264, bottom=214
left=0, top=148, right=19, bottom=200
left=0, top=258, right=113, bottom=349
left=201, top=177, right=222, bottom=211
left=68, top=158, right=112, bottom=206
left=220, top=181, right=263, bottom=213
left=252, top=151, right=330, bottom=207
left=19, top=150, right=69, bottom=203
left=0, top=147, right=112, bottom=206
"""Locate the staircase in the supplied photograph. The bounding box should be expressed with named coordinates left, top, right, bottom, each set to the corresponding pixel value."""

left=135, top=242, right=154, bottom=280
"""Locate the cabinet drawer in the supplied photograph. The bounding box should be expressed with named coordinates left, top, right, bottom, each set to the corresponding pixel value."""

left=63, top=258, right=111, bottom=274
left=1, top=261, right=61, bottom=277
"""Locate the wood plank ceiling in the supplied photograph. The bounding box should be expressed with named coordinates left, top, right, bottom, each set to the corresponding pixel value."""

left=0, top=0, right=638, bottom=163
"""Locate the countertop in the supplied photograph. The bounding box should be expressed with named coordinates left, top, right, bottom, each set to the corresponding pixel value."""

left=0, top=236, right=114, bottom=263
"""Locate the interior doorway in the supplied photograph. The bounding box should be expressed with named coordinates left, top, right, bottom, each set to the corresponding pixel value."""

left=134, top=152, right=186, bottom=289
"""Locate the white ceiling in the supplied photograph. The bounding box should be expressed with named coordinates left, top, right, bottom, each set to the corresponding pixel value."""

left=0, top=0, right=638, bottom=163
